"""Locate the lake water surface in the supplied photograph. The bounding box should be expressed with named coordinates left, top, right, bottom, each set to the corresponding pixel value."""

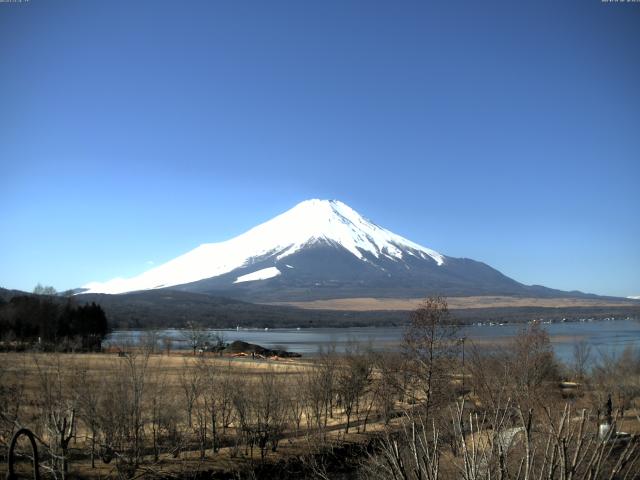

left=106, top=318, right=640, bottom=365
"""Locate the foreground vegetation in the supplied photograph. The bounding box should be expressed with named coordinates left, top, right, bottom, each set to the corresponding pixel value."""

left=1, top=298, right=639, bottom=479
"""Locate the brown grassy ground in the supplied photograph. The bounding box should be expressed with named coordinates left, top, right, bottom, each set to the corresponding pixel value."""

left=3, top=351, right=639, bottom=479
left=268, top=295, right=639, bottom=311
left=0, top=351, right=387, bottom=478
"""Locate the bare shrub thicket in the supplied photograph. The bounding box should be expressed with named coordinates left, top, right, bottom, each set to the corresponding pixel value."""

left=589, top=346, right=640, bottom=422
left=364, top=400, right=640, bottom=480
left=0, top=357, right=26, bottom=464
left=364, top=299, right=640, bottom=480
left=467, top=323, right=561, bottom=414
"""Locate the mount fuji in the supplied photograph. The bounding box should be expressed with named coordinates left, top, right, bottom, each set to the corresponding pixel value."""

left=80, top=199, right=588, bottom=302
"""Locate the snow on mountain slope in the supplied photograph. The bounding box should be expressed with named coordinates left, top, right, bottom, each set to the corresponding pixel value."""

left=233, top=267, right=281, bottom=284
left=82, top=199, right=445, bottom=294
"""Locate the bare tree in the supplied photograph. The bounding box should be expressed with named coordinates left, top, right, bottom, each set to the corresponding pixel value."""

left=230, top=375, right=252, bottom=457
left=199, top=358, right=235, bottom=455
left=181, top=321, right=212, bottom=355
left=162, top=335, right=173, bottom=356
left=72, top=366, right=102, bottom=468
left=373, top=352, right=403, bottom=425
left=107, top=348, right=152, bottom=469
left=318, top=347, right=338, bottom=425
left=508, top=322, right=559, bottom=405
left=128, top=350, right=151, bottom=467
left=179, top=357, right=202, bottom=429
left=336, top=346, right=372, bottom=433
left=147, top=361, right=169, bottom=462
left=141, top=330, right=159, bottom=354
left=34, top=354, right=76, bottom=479
left=404, top=296, right=458, bottom=419
left=193, top=380, right=209, bottom=460
left=33, top=284, right=57, bottom=296
left=218, top=361, right=236, bottom=436
left=287, top=369, right=306, bottom=437
left=212, top=330, right=226, bottom=353
left=254, top=368, right=288, bottom=459
left=303, top=355, right=337, bottom=441
left=467, top=343, right=515, bottom=415
left=303, top=368, right=325, bottom=437
left=572, top=339, right=592, bottom=381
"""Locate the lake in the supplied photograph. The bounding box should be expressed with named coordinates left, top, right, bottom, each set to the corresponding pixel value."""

left=105, top=318, right=640, bottom=365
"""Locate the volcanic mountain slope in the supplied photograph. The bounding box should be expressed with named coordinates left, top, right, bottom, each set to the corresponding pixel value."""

left=81, top=199, right=599, bottom=302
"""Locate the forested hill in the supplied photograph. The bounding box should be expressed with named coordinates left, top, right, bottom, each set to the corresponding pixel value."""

left=73, top=290, right=640, bottom=329
left=2, top=288, right=639, bottom=331
left=0, top=289, right=109, bottom=350
left=73, top=290, right=406, bottom=329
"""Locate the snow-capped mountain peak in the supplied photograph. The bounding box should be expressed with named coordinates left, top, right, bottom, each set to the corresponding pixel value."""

left=82, top=199, right=444, bottom=294
left=255, top=199, right=444, bottom=264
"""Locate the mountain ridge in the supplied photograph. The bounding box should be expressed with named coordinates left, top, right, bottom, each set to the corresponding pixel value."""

left=81, top=199, right=446, bottom=295
left=80, top=199, right=610, bottom=302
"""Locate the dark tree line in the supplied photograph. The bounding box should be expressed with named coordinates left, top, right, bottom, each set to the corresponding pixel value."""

left=0, top=295, right=109, bottom=350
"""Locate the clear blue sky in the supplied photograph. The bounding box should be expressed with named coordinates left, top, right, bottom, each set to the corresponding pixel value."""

left=1, top=0, right=638, bottom=297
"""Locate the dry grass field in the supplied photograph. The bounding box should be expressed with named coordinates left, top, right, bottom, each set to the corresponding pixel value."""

left=270, top=295, right=639, bottom=311
left=0, top=349, right=408, bottom=479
